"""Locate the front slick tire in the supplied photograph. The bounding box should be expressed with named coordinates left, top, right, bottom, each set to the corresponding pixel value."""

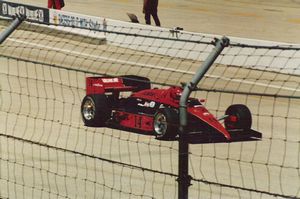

left=225, top=104, right=252, bottom=130
left=153, top=108, right=178, bottom=140
left=81, top=94, right=111, bottom=127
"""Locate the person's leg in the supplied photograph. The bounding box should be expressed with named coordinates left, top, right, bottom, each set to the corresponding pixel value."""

left=54, top=0, right=62, bottom=9
left=144, top=11, right=151, bottom=25
left=48, top=0, right=53, bottom=8
left=151, top=12, right=161, bottom=26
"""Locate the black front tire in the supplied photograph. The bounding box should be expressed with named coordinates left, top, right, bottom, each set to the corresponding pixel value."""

left=81, top=94, right=111, bottom=127
left=225, top=104, right=252, bottom=130
left=153, top=108, right=178, bottom=140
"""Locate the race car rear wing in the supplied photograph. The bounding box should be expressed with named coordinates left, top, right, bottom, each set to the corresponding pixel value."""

left=86, top=77, right=134, bottom=95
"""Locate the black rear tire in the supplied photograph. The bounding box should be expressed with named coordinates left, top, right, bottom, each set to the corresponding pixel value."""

left=81, top=94, right=111, bottom=127
left=225, top=104, right=252, bottom=130
left=122, top=75, right=151, bottom=91
left=153, top=108, right=178, bottom=140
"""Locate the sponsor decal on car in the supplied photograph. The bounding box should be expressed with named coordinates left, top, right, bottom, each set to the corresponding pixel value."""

left=93, top=83, right=103, bottom=87
left=138, top=101, right=156, bottom=108
left=102, top=78, right=119, bottom=83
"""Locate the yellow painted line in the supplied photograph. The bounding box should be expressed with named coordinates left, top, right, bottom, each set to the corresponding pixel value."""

left=111, top=0, right=130, bottom=3
left=231, top=12, right=260, bottom=18
left=190, top=7, right=210, bottom=13
left=288, top=18, right=300, bottom=24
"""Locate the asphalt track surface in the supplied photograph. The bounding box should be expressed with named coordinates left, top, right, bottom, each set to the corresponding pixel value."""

left=0, top=1, right=300, bottom=199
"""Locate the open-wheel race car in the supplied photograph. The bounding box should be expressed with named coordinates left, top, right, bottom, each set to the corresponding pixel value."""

left=81, top=75, right=262, bottom=141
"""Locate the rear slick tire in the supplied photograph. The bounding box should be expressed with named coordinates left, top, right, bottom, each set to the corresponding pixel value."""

left=81, top=94, right=111, bottom=127
left=153, top=108, right=178, bottom=140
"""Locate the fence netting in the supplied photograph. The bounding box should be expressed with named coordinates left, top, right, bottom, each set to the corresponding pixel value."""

left=0, top=18, right=299, bottom=199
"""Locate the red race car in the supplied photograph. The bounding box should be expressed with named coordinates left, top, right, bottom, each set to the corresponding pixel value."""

left=81, top=76, right=261, bottom=141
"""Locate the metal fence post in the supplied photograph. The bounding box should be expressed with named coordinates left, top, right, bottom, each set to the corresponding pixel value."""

left=178, top=36, right=230, bottom=199
left=0, top=14, right=26, bottom=44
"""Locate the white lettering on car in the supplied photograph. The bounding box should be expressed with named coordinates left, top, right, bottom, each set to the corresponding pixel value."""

left=138, top=101, right=156, bottom=108
left=93, top=83, right=103, bottom=87
left=102, top=78, right=119, bottom=83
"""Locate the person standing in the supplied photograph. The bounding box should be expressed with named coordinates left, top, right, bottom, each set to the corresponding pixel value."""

left=143, top=0, right=161, bottom=26
left=48, top=0, right=65, bottom=10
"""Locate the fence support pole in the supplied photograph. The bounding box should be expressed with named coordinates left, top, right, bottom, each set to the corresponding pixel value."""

left=0, top=14, right=26, bottom=44
left=178, top=36, right=230, bottom=199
